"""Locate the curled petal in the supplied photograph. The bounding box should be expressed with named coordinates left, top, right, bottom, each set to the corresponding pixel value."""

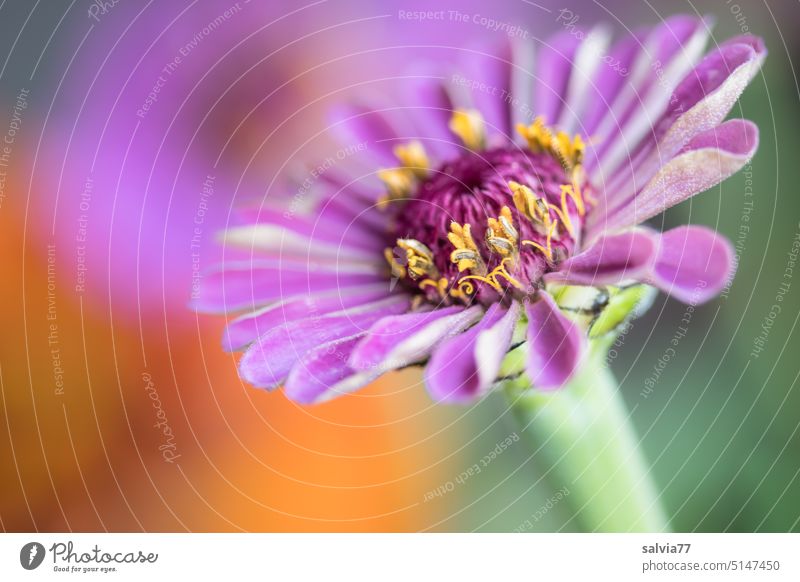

left=425, top=301, right=521, bottom=403
left=649, top=226, right=735, bottom=304
left=592, top=119, right=758, bottom=235
left=656, top=35, right=766, bottom=157
left=597, top=35, right=766, bottom=215
left=526, top=293, right=586, bottom=390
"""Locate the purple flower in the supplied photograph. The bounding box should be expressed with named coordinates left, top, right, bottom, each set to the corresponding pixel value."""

left=193, top=15, right=765, bottom=404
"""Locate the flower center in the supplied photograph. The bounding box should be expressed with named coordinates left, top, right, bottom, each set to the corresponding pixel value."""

left=382, top=114, right=593, bottom=306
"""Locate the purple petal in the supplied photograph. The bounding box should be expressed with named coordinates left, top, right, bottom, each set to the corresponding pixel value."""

left=402, top=71, right=459, bottom=160
left=546, top=229, right=658, bottom=286
left=659, top=36, right=765, bottom=147
left=284, top=335, right=380, bottom=404
left=598, top=34, right=766, bottom=213
left=328, top=103, right=402, bottom=166
left=556, top=27, right=612, bottom=134
left=222, top=284, right=392, bottom=351
left=583, top=32, right=646, bottom=135
left=459, top=39, right=513, bottom=137
left=591, top=119, right=758, bottom=235
left=348, top=305, right=483, bottom=373
left=221, top=223, right=380, bottom=263
left=190, top=259, right=384, bottom=313
left=236, top=205, right=383, bottom=247
left=533, top=31, right=582, bottom=124
left=312, top=182, right=389, bottom=235
left=425, top=301, right=521, bottom=403
left=526, top=293, right=586, bottom=390
left=651, top=14, right=711, bottom=62
left=649, top=226, right=734, bottom=304
left=238, top=295, right=410, bottom=389
left=588, top=16, right=711, bottom=174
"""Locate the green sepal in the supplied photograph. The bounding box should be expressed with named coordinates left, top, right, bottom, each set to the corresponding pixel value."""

left=589, top=284, right=656, bottom=338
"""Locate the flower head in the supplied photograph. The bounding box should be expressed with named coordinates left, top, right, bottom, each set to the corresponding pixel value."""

left=193, top=16, right=765, bottom=404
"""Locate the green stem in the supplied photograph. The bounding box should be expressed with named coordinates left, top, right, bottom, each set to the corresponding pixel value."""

left=504, top=342, right=670, bottom=532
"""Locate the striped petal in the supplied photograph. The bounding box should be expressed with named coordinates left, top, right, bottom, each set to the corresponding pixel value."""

left=402, top=71, right=460, bottom=159
left=532, top=31, right=582, bottom=125
left=222, top=284, right=392, bottom=351
left=556, top=26, right=612, bottom=134
left=191, top=259, right=384, bottom=313
left=221, top=223, right=380, bottom=263
left=348, top=305, right=483, bottom=373
left=239, top=295, right=410, bottom=389
left=588, top=15, right=711, bottom=175
left=583, top=31, right=646, bottom=135
left=283, top=335, right=380, bottom=404
left=459, top=38, right=513, bottom=137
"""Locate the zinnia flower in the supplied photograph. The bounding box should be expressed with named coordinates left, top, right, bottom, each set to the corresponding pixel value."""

left=193, top=15, right=765, bottom=404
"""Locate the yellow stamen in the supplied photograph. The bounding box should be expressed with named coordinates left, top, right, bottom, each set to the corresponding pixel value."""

left=548, top=203, right=573, bottom=237
left=419, top=277, right=449, bottom=298
left=509, top=180, right=538, bottom=222
left=458, top=273, right=502, bottom=293
left=516, top=117, right=552, bottom=153
left=457, top=258, right=523, bottom=294
left=560, top=182, right=585, bottom=217
left=449, top=109, right=486, bottom=151
left=450, top=279, right=475, bottom=299
left=522, top=240, right=550, bottom=261
left=547, top=218, right=559, bottom=253
left=509, top=180, right=560, bottom=237
left=448, top=222, right=487, bottom=275
left=393, top=141, right=429, bottom=179
left=522, top=219, right=559, bottom=262
left=377, top=168, right=414, bottom=209
left=486, top=206, right=519, bottom=261
left=397, top=238, right=438, bottom=280
left=517, top=117, right=586, bottom=173
left=553, top=131, right=585, bottom=171
left=492, top=258, right=524, bottom=290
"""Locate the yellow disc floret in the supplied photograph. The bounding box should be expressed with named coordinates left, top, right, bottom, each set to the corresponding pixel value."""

left=449, top=109, right=486, bottom=151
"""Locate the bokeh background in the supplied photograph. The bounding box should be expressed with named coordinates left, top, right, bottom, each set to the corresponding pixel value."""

left=1, top=0, right=798, bottom=532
